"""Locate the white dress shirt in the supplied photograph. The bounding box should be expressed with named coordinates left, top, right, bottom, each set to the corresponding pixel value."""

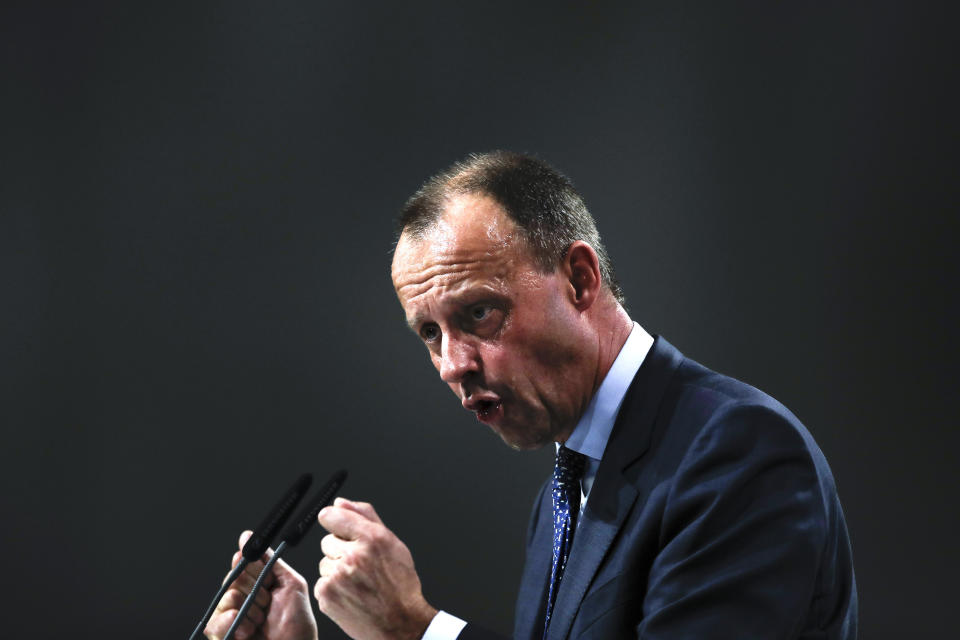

left=422, top=323, right=654, bottom=640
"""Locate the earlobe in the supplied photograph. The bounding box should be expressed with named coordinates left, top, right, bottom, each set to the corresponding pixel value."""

left=565, top=242, right=602, bottom=311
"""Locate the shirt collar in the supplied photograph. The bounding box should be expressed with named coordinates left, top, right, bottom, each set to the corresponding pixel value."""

left=560, top=322, right=653, bottom=463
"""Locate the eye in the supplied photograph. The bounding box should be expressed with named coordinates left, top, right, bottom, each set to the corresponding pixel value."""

left=420, top=324, right=440, bottom=342
left=470, top=304, right=493, bottom=321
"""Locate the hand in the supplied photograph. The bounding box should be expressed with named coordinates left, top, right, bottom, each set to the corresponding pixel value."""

left=204, top=531, right=319, bottom=640
left=315, top=498, right=438, bottom=640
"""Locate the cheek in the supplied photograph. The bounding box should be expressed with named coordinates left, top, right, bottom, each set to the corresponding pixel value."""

left=476, top=344, right=507, bottom=374
left=510, top=296, right=581, bottom=368
left=484, top=347, right=543, bottom=398
left=517, top=321, right=580, bottom=371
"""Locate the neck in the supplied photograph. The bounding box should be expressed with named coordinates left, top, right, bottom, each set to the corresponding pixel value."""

left=554, top=298, right=633, bottom=445
left=590, top=299, right=634, bottom=396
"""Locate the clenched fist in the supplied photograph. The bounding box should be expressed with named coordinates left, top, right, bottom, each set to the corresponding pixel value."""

left=204, top=531, right=318, bottom=640
left=315, top=498, right=437, bottom=640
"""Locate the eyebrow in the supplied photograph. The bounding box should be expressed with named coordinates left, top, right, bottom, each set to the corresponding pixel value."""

left=402, top=288, right=502, bottom=333
left=405, top=314, right=424, bottom=332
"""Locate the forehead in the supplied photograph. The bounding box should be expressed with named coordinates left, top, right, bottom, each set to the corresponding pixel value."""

left=391, top=193, right=527, bottom=313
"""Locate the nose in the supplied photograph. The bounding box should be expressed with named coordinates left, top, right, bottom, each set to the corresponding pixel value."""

left=439, top=332, right=480, bottom=384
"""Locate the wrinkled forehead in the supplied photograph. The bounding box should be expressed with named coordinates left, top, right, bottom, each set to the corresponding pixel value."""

left=391, top=193, right=525, bottom=285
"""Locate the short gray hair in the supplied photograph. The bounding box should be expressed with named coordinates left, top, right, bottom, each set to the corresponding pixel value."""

left=397, top=151, right=624, bottom=304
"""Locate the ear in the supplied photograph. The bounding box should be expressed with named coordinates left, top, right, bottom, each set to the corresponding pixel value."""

left=562, top=241, right=603, bottom=311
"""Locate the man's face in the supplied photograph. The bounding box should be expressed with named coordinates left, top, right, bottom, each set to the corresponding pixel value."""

left=391, top=193, right=592, bottom=450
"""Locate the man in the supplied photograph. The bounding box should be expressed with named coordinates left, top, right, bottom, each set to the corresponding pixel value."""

left=204, top=152, right=857, bottom=640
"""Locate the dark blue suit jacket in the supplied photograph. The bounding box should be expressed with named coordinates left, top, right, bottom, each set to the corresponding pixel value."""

left=461, top=337, right=857, bottom=640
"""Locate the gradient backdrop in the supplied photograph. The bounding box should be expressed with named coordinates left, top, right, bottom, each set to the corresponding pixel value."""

left=2, top=2, right=956, bottom=638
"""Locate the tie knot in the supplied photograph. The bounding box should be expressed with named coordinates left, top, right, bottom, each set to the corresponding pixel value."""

left=556, top=444, right=587, bottom=480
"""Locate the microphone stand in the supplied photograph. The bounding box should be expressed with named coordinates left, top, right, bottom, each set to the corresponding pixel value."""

left=222, top=541, right=289, bottom=640
left=188, top=559, right=248, bottom=640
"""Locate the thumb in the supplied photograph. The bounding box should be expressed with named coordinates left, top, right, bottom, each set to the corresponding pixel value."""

left=270, top=553, right=306, bottom=589
left=224, top=530, right=255, bottom=572
left=238, top=529, right=254, bottom=550
left=333, top=497, right=385, bottom=525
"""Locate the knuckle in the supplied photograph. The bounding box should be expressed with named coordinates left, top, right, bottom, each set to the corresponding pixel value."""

left=246, top=603, right=265, bottom=624
left=314, top=579, right=329, bottom=604
left=236, top=618, right=256, bottom=639
left=292, top=571, right=308, bottom=589
left=219, top=588, right=243, bottom=610
left=340, top=560, right=356, bottom=578
left=342, top=548, right=368, bottom=574
left=366, top=527, right=386, bottom=548
left=320, top=533, right=335, bottom=551
left=203, top=618, right=222, bottom=639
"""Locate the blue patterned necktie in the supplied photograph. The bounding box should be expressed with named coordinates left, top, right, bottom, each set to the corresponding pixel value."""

left=543, top=444, right=587, bottom=638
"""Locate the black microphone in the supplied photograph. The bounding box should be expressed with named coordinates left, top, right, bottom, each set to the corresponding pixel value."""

left=242, top=472, right=314, bottom=560
left=188, top=472, right=313, bottom=640
left=222, top=469, right=348, bottom=640
left=281, top=468, right=348, bottom=547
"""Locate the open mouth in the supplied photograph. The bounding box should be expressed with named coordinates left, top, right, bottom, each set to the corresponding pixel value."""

left=476, top=400, right=501, bottom=420
left=463, top=392, right=503, bottom=423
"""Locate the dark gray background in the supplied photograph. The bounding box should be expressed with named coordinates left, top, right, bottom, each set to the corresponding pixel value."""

left=2, top=2, right=956, bottom=638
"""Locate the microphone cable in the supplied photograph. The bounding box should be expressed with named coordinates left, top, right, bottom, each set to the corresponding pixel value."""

left=188, top=472, right=313, bottom=640
left=222, top=469, right=348, bottom=640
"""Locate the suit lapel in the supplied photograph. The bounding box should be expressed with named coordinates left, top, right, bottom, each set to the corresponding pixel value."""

left=514, top=482, right=553, bottom=640
left=546, top=471, right=639, bottom=640
left=545, top=336, right=684, bottom=640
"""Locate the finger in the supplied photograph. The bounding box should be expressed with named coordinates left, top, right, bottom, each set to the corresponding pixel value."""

left=213, top=588, right=268, bottom=619
left=208, top=594, right=267, bottom=637
left=233, top=619, right=257, bottom=640
left=214, top=588, right=245, bottom=613
left=220, top=553, right=276, bottom=608
left=232, top=577, right=271, bottom=609
left=241, top=556, right=277, bottom=591
left=205, top=606, right=234, bottom=639
left=227, top=536, right=278, bottom=591
left=241, top=600, right=266, bottom=626
left=317, top=504, right=373, bottom=541
left=313, top=575, right=344, bottom=612
left=223, top=555, right=243, bottom=587
left=227, top=569, right=276, bottom=606
left=205, top=608, right=257, bottom=640
left=232, top=617, right=257, bottom=640
left=234, top=621, right=258, bottom=640
left=333, top=497, right=384, bottom=525
left=222, top=551, right=265, bottom=592
left=320, top=533, right=350, bottom=559
left=318, top=555, right=339, bottom=579
left=238, top=530, right=254, bottom=550
left=226, top=554, right=272, bottom=590
left=231, top=531, right=307, bottom=593
left=268, top=552, right=308, bottom=591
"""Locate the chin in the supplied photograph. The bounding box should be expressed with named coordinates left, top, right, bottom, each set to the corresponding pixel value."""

left=494, top=424, right=554, bottom=452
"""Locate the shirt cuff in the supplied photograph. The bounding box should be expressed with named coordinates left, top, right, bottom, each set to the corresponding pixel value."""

left=421, top=610, right=468, bottom=640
